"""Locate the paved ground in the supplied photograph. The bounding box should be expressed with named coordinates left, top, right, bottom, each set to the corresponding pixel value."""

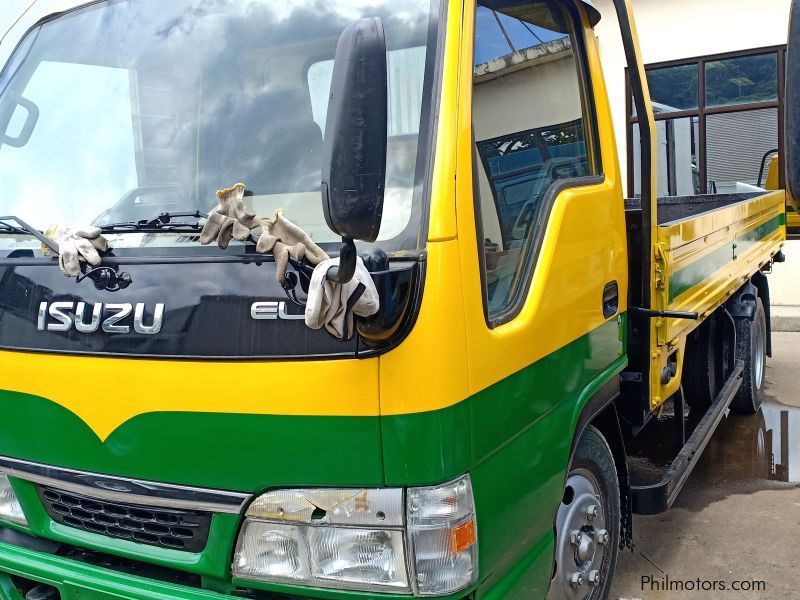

left=771, top=305, right=800, bottom=331
left=610, top=331, right=800, bottom=600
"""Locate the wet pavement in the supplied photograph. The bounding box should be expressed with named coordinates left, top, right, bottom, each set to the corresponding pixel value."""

left=611, top=332, right=800, bottom=599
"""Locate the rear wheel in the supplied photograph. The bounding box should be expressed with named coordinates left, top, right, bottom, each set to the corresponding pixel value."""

left=731, top=297, right=767, bottom=414
left=548, top=426, right=619, bottom=600
left=683, top=318, right=719, bottom=411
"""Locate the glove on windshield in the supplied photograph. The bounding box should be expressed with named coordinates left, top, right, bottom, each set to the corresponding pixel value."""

left=44, top=225, right=108, bottom=278
left=200, top=183, right=262, bottom=249
left=257, top=209, right=329, bottom=282
left=305, top=256, right=379, bottom=340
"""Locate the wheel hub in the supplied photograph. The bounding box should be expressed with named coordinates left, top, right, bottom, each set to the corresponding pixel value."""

left=575, top=531, right=596, bottom=564
left=548, top=470, right=608, bottom=600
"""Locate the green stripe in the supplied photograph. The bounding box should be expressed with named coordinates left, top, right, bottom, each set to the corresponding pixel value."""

left=669, top=213, right=784, bottom=303
left=0, top=399, right=385, bottom=492
left=0, top=316, right=626, bottom=597
left=382, top=317, right=626, bottom=597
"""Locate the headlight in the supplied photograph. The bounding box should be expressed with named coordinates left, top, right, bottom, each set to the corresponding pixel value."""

left=233, top=475, right=478, bottom=596
left=0, top=474, right=26, bottom=526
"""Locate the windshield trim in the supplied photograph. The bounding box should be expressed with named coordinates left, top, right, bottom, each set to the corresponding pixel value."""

left=412, top=0, right=445, bottom=253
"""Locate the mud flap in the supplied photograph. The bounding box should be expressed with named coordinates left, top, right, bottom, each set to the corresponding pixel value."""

left=725, top=282, right=758, bottom=321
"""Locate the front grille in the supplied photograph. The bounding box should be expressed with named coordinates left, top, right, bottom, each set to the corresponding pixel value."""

left=39, top=486, right=212, bottom=552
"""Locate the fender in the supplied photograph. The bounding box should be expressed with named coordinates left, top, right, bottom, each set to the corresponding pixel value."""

left=566, top=376, right=633, bottom=549
left=751, top=271, right=772, bottom=357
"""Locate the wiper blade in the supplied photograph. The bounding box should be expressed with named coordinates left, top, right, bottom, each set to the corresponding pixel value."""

left=0, top=215, right=59, bottom=254
left=99, top=210, right=207, bottom=233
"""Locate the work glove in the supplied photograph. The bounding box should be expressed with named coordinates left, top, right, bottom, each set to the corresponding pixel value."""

left=257, top=209, right=329, bottom=282
left=44, top=225, right=108, bottom=277
left=200, top=183, right=262, bottom=249
left=305, top=256, right=379, bottom=340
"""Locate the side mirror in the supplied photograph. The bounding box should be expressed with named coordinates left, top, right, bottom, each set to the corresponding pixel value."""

left=785, top=0, right=800, bottom=209
left=321, top=17, right=388, bottom=283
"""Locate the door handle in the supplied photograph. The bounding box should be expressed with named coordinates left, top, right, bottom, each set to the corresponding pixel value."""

left=602, top=281, right=619, bottom=319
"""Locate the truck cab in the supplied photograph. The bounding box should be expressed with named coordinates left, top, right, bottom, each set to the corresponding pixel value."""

left=0, top=0, right=792, bottom=598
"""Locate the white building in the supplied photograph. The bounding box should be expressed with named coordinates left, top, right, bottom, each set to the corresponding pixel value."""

left=593, top=0, right=790, bottom=191
left=592, top=0, right=798, bottom=307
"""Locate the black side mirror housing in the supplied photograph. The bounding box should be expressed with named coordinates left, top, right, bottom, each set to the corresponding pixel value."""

left=321, top=17, right=388, bottom=282
left=786, top=0, right=800, bottom=209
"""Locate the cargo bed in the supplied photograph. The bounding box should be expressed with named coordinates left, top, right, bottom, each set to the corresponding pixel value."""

left=622, top=190, right=786, bottom=513
left=625, top=192, right=765, bottom=225
left=625, top=191, right=785, bottom=336
left=624, top=190, right=785, bottom=414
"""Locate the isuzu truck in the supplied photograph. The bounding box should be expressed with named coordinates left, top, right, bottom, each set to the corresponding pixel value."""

left=0, top=0, right=796, bottom=598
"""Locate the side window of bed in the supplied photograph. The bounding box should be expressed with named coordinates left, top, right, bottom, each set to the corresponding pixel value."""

left=473, top=0, right=600, bottom=323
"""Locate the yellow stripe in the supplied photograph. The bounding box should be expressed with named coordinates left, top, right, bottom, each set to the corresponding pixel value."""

left=0, top=350, right=379, bottom=441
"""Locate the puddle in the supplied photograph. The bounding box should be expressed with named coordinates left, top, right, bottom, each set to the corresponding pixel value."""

left=626, top=362, right=800, bottom=507
left=684, top=392, right=800, bottom=491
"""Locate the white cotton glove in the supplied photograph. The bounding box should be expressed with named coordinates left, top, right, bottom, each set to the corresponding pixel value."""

left=257, top=209, right=329, bottom=282
left=305, top=256, right=379, bottom=340
left=200, top=183, right=262, bottom=249
left=44, top=224, right=108, bottom=277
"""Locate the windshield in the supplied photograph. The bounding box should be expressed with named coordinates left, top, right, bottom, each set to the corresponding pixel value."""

left=0, top=0, right=438, bottom=254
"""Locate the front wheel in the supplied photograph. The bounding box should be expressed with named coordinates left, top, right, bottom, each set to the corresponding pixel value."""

left=548, top=426, right=620, bottom=600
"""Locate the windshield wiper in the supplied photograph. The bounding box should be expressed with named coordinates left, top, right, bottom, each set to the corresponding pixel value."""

left=99, top=210, right=207, bottom=233
left=0, top=215, right=59, bottom=254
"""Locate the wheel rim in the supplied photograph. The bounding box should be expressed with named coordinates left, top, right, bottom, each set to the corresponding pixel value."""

left=548, top=469, right=608, bottom=600
left=753, top=311, right=766, bottom=390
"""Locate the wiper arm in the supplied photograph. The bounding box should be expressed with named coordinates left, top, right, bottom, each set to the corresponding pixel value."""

left=99, top=210, right=207, bottom=233
left=0, top=215, right=133, bottom=290
left=0, top=215, right=59, bottom=254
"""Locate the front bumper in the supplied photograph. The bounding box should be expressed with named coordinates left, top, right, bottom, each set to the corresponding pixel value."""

left=0, top=538, right=226, bottom=600
left=0, top=532, right=475, bottom=600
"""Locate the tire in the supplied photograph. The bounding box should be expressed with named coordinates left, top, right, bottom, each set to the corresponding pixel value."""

left=683, top=319, right=719, bottom=411
left=548, top=426, right=620, bottom=600
left=731, top=297, right=767, bottom=414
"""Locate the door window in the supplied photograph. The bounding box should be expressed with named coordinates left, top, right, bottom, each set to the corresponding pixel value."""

left=472, top=0, right=600, bottom=322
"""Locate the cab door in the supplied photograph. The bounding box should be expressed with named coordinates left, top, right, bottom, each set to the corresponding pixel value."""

left=454, top=0, right=629, bottom=594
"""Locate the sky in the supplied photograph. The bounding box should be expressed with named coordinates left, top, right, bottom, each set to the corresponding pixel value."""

left=0, top=1, right=33, bottom=38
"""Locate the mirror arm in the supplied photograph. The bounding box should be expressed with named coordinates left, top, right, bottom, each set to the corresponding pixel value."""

left=326, top=237, right=357, bottom=283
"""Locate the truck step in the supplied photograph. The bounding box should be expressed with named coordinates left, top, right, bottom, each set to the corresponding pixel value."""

left=631, top=360, right=744, bottom=515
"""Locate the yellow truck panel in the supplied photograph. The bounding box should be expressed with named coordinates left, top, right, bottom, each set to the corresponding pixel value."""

left=646, top=192, right=786, bottom=408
